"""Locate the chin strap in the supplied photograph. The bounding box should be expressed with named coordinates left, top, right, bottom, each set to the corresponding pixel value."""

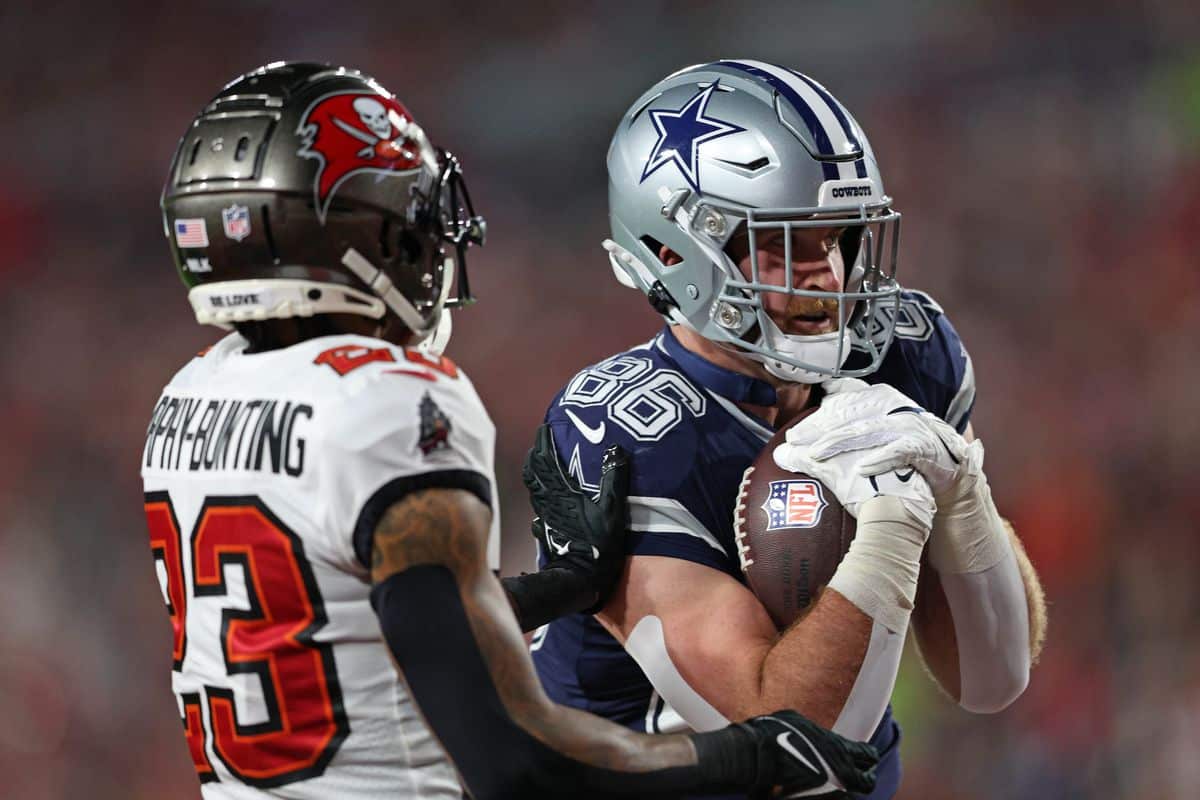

left=602, top=239, right=691, bottom=328
left=342, top=247, right=436, bottom=338
left=415, top=307, right=453, bottom=356
left=413, top=256, right=457, bottom=355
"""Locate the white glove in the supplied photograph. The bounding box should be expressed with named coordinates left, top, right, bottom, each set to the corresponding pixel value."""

left=806, top=407, right=981, bottom=500
left=777, top=379, right=938, bottom=528
left=792, top=383, right=1005, bottom=574
left=773, top=442, right=937, bottom=530
left=786, top=379, right=928, bottom=447
left=802, top=405, right=1011, bottom=583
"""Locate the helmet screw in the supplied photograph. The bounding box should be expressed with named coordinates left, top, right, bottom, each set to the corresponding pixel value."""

left=307, top=288, right=322, bottom=300
left=716, top=302, right=742, bottom=329
left=686, top=284, right=699, bottom=300
left=703, top=211, right=726, bottom=237
left=420, top=273, right=434, bottom=288
left=210, top=137, right=224, bottom=152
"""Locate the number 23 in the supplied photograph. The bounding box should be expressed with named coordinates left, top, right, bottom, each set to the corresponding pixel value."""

left=145, top=492, right=348, bottom=787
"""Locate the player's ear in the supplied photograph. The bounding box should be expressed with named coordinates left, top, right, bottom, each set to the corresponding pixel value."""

left=658, top=245, right=683, bottom=266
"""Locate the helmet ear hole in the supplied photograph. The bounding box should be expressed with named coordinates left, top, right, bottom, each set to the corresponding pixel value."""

left=639, top=235, right=668, bottom=265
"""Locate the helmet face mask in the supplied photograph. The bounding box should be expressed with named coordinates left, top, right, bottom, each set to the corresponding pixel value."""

left=161, top=62, right=484, bottom=349
left=606, top=60, right=903, bottom=383
left=714, top=200, right=901, bottom=381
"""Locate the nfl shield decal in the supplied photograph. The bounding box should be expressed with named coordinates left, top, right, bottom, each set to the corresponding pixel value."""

left=221, top=204, right=251, bottom=241
left=762, top=479, right=828, bottom=531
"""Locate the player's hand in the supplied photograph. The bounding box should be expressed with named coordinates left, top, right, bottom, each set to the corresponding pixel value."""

left=775, top=379, right=937, bottom=527
left=522, top=424, right=630, bottom=613
left=806, top=407, right=979, bottom=501
left=741, top=711, right=878, bottom=799
left=785, top=379, right=925, bottom=450
left=773, top=438, right=936, bottom=529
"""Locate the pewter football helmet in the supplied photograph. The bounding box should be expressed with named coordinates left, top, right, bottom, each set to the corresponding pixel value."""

left=606, top=60, right=901, bottom=382
left=162, top=62, right=484, bottom=354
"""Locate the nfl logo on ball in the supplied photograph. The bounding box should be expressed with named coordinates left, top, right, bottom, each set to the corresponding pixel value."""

left=221, top=204, right=251, bottom=241
left=762, top=479, right=827, bottom=531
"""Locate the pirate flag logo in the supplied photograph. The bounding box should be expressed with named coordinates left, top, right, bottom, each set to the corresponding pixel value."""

left=296, top=92, right=427, bottom=223
left=418, top=392, right=452, bottom=455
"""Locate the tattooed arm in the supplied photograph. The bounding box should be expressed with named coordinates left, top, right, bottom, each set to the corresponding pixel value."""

left=368, top=486, right=879, bottom=799
left=371, top=488, right=689, bottom=770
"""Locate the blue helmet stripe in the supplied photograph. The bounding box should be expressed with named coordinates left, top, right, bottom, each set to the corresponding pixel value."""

left=786, top=68, right=862, bottom=152
left=855, top=159, right=867, bottom=178
left=719, top=60, right=842, bottom=160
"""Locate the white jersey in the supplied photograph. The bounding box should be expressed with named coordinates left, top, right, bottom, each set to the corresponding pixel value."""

left=141, top=332, right=499, bottom=798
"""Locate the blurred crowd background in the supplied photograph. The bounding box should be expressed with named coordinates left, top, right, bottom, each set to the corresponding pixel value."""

left=1, top=1, right=1198, bottom=797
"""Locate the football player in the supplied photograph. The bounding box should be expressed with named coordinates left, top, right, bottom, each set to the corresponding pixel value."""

left=529, top=60, right=1048, bottom=799
left=143, top=62, right=881, bottom=799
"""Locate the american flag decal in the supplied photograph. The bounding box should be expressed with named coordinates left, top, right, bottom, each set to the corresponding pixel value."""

left=174, top=218, right=209, bottom=248
left=762, top=479, right=827, bottom=531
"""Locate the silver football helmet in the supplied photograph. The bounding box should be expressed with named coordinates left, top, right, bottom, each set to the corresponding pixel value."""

left=606, top=60, right=901, bottom=382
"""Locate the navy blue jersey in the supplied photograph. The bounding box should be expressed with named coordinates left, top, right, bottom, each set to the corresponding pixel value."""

left=531, top=290, right=974, bottom=799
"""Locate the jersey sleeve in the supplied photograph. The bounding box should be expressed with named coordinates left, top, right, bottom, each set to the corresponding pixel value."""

left=870, top=290, right=976, bottom=433
left=317, top=353, right=500, bottom=575
left=545, top=356, right=742, bottom=579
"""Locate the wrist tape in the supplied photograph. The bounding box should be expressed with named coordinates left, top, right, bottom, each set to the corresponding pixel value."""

left=929, top=450, right=1011, bottom=575
left=827, top=496, right=929, bottom=634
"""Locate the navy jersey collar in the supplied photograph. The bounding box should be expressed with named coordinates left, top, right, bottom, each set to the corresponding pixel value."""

left=658, top=326, right=778, bottom=407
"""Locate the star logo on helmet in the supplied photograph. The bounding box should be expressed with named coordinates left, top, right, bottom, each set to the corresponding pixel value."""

left=640, top=82, right=745, bottom=193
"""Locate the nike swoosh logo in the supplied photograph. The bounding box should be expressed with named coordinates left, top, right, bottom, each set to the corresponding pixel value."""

left=544, top=525, right=571, bottom=556
left=887, top=405, right=925, bottom=416
left=564, top=408, right=606, bottom=445
left=895, top=468, right=916, bottom=482
left=775, top=732, right=820, bottom=775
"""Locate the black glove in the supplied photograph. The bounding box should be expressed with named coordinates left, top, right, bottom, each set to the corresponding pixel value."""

left=521, top=424, right=630, bottom=614
left=742, top=711, right=878, bottom=799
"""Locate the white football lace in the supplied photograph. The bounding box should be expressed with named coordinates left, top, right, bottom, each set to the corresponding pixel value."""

left=733, top=466, right=755, bottom=569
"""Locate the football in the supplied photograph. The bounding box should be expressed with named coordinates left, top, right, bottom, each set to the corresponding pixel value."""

left=734, top=411, right=856, bottom=629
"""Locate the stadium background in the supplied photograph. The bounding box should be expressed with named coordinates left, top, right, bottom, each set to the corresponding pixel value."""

left=1, top=1, right=1198, bottom=797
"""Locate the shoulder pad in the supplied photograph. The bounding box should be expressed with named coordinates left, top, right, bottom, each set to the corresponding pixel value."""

left=863, top=289, right=975, bottom=432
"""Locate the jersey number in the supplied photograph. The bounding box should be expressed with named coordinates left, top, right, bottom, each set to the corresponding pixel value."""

left=314, top=344, right=459, bottom=379
left=562, top=355, right=706, bottom=441
left=145, top=492, right=349, bottom=788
